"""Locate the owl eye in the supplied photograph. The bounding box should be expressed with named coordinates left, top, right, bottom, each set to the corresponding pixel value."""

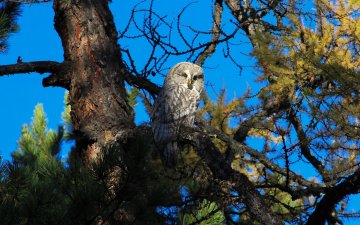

left=193, top=74, right=204, bottom=80
left=178, top=72, right=187, bottom=78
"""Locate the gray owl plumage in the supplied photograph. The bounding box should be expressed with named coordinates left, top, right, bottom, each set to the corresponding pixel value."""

left=151, top=62, right=204, bottom=167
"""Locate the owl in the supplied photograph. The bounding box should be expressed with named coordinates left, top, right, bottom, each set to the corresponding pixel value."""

left=151, top=62, right=204, bottom=167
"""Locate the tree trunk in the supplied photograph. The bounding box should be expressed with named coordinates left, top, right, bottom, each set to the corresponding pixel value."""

left=53, top=0, right=134, bottom=163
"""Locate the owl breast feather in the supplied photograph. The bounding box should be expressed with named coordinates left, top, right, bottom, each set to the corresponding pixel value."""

left=151, top=84, right=199, bottom=143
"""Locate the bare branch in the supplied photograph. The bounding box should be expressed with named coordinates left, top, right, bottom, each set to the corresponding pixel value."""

left=288, top=108, right=328, bottom=179
left=177, top=2, right=194, bottom=49
left=0, top=61, right=71, bottom=89
left=257, top=0, right=282, bottom=18
left=195, top=117, right=322, bottom=189
left=119, top=0, right=241, bottom=76
left=196, top=0, right=223, bottom=66
left=124, top=71, right=160, bottom=96
left=0, top=61, right=63, bottom=76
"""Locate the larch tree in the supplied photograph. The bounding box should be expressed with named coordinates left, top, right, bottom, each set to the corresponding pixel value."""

left=0, top=0, right=359, bottom=225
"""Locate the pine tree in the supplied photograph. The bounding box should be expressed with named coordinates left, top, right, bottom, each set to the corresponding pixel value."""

left=0, top=1, right=21, bottom=52
left=0, top=0, right=359, bottom=224
left=0, top=104, right=67, bottom=224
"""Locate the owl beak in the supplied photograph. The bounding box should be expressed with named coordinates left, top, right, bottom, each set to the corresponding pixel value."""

left=187, top=80, right=193, bottom=89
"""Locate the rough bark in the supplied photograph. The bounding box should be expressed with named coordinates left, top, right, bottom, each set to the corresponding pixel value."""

left=1, top=0, right=358, bottom=224
left=53, top=0, right=134, bottom=163
left=49, top=1, right=139, bottom=223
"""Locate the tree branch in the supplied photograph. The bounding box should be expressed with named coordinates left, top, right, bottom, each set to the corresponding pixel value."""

left=124, top=70, right=160, bottom=95
left=0, top=61, right=62, bottom=76
left=122, top=61, right=320, bottom=190
left=0, top=61, right=71, bottom=89
left=42, top=72, right=71, bottom=89
left=182, top=126, right=284, bottom=225
left=232, top=97, right=292, bottom=144
left=127, top=67, right=320, bottom=189
left=196, top=0, right=223, bottom=66
left=288, top=108, right=329, bottom=180
left=195, top=117, right=322, bottom=189
left=305, top=168, right=360, bottom=225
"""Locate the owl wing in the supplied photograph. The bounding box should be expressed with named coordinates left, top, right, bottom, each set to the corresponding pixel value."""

left=151, top=85, right=196, bottom=123
left=151, top=85, right=198, bottom=144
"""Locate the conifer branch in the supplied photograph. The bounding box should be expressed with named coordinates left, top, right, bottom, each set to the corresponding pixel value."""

left=3, top=0, right=51, bottom=3
left=196, top=0, right=223, bottom=66
left=0, top=61, right=72, bottom=89
left=124, top=71, right=160, bottom=96
left=0, top=61, right=63, bottom=76
left=287, top=108, right=328, bottom=180
left=0, top=1, right=21, bottom=51
left=305, top=168, right=360, bottom=225
left=195, top=117, right=321, bottom=189
left=182, top=126, right=284, bottom=225
left=124, top=75, right=318, bottom=189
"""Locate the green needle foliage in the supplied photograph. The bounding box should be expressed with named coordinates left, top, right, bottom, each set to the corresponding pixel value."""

left=179, top=199, right=225, bottom=225
left=0, top=104, right=107, bottom=225
left=128, top=87, right=139, bottom=109
left=0, top=101, right=213, bottom=225
left=0, top=104, right=67, bottom=224
left=1, top=0, right=359, bottom=224
left=0, top=1, right=21, bottom=52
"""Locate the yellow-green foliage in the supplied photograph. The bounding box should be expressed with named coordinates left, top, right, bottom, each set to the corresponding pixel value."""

left=128, top=87, right=139, bottom=108
left=62, top=91, right=73, bottom=140
left=197, top=90, right=245, bottom=154
left=14, top=104, right=63, bottom=161
left=251, top=0, right=360, bottom=172
left=197, top=90, right=244, bottom=134
left=269, top=189, right=303, bottom=215
left=253, top=0, right=359, bottom=104
left=179, top=199, right=225, bottom=225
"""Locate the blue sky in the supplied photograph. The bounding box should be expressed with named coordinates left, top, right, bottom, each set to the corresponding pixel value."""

left=0, top=2, right=64, bottom=160
left=0, top=0, right=255, bottom=161
left=0, top=1, right=359, bottom=224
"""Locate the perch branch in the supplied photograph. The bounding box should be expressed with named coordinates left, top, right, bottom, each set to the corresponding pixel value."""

left=124, top=71, right=160, bottom=95
left=0, top=61, right=71, bottom=89
left=0, top=61, right=62, bottom=76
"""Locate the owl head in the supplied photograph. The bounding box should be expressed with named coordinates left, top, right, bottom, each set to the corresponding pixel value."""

left=165, top=62, right=204, bottom=93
